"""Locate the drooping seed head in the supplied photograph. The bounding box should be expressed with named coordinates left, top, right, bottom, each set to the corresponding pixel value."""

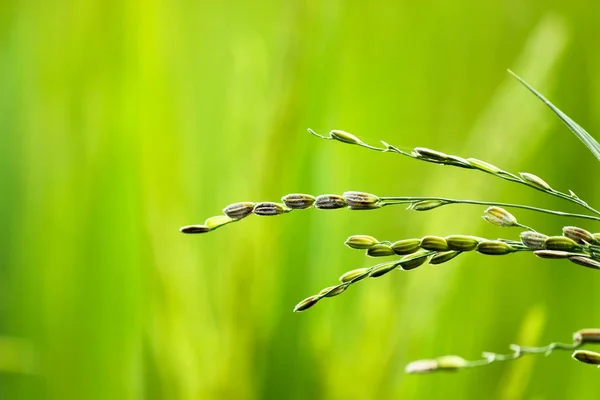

left=429, top=251, right=461, bottom=265
left=205, top=215, right=234, bottom=229
left=408, top=200, right=446, bottom=211
left=318, top=285, right=347, bottom=298
left=405, top=359, right=438, bottom=374
left=562, top=226, right=597, bottom=244
left=435, top=355, right=468, bottom=370
left=339, top=267, right=370, bottom=283
left=345, top=235, right=379, bottom=249
left=520, top=231, right=548, bottom=250
left=223, top=202, right=255, bottom=220
left=544, top=236, right=579, bottom=251
left=420, top=236, right=449, bottom=251
left=281, top=193, right=316, bottom=209
left=572, top=350, right=600, bottom=365
left=330, top=130, right=363, bottom=145
left=293, top=295, right=321, bottom=312
left=398, top=250, right=430, bottom=270
left=343, top=191, right=382, bottom=210
left=180, top=224, right=211, bottom=234
left=413, top=147, right=449, bottom=162
left=573, top=329, right=600, bottom=344
left=314, top=194, right=347, bottom=209
left=483, top=206, right=518, bottom=227
left=369, top=261, right=400, bottom=278
left=519, top=172, right=552, bottom=190
left=567, top=255, right=600, bottom=270
left=366, top=243, right=395, bottom=257
left=476, top=240, right=514, bottom=255
left=467, top=158, right=502, bottom=173
left=446, top=235, right=480, bottom=251
left=534, top=250, right=571, bottom=259
left=391, top=238, right=421, bottom=255
left=253, top=202, right=289, bottom=216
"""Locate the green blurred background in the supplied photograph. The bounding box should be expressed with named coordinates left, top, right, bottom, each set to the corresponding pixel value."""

left=1, top=1, right=600, bottom=399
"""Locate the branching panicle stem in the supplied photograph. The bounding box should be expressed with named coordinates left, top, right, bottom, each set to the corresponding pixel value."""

left=407, top=329, right=600, bottom=373
left=380, top=196, right=600, bottom=222
left=308, top=128, right=600, bottom=217
left=187, top=72, right=600, bottom=375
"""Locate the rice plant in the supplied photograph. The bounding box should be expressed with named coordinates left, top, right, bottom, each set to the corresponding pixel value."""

left=181, top=70, right=600, bottom=373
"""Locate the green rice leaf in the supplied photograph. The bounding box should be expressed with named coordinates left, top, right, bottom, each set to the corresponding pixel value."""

left=508, top=69, right=600, bottom=161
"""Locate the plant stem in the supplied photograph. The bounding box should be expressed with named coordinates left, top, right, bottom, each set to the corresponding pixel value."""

left=380, top=196, right=600, bottom=223
left=465, top=340, right=581, bottom=369
left=308, top=129, right=600, bottom=216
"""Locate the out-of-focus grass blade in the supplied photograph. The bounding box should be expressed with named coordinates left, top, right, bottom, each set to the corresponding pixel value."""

left=508, top=69, right=600, bottom=161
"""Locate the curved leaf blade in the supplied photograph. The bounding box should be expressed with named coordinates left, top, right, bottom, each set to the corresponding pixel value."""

left=508, top=69, right=600, bottom=161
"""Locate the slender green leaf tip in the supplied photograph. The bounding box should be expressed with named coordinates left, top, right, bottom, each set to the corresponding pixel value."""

left=508, top=69, right=600, bottom=161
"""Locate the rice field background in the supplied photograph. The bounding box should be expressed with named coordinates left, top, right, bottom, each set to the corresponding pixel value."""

left=1, top=1, right=600, bottom=399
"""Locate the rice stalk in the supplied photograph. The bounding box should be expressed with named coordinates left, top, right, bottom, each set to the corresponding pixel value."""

left=181, top=71, right=600, bottom=372
left=406, top=328, right=600, bottom=373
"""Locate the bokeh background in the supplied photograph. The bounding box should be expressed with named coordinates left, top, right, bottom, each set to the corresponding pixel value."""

left=1, top=1, right=600, bottom=399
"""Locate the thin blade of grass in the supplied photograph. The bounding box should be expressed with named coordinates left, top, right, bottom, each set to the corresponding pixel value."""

left=508, top=69, right=600, bottom=161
